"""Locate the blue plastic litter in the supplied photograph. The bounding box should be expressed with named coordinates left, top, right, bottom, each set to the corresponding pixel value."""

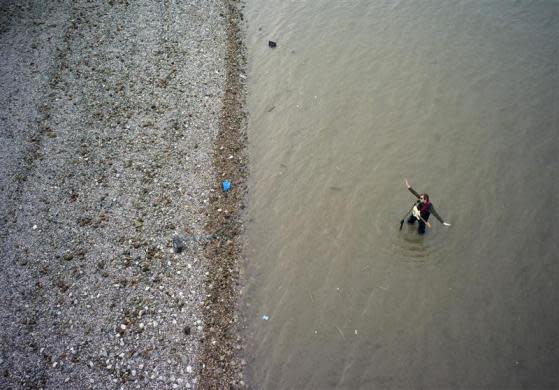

left=222, top=180, right=231, bottom=192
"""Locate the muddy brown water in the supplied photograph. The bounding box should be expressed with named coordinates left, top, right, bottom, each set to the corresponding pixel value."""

left=242, top=1, right=558, bottom=389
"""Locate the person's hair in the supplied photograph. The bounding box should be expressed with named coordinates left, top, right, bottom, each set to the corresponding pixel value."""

left=421, top=193, right=430, bottom=202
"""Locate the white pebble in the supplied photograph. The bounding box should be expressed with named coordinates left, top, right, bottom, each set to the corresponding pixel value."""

left=186, top=365, right=193, bottom=374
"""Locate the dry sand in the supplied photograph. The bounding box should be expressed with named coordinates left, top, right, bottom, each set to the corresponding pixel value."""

left=0, top=0, right=247, bottom=388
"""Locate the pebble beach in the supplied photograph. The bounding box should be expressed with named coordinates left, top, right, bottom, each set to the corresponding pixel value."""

left=0, top=0, right=247, bottom=388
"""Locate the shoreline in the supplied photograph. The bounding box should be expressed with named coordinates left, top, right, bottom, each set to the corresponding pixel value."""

left=0, top=1, right=247, bottom=388
left=200, top=0, right=248, bottom=388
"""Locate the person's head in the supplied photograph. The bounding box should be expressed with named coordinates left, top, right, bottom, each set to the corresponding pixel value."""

left=420, top=193, right=430, bottom=203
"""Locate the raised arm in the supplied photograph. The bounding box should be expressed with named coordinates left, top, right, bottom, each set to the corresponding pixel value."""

left=404, top=178, right=420, bottom=198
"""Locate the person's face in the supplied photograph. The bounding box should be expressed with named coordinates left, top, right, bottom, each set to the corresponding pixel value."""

left=419, top=195, right=426, bottom=203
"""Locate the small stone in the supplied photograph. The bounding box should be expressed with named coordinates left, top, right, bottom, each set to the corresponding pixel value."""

left=134, top=219, right=144, bottom=229
left=120, top=324, right=127, bottom=330
left=186, top=365, right=193, bottom=374
left=172, top=235, right=186, bottom=254
left=183, top=326, right=191, bottom=335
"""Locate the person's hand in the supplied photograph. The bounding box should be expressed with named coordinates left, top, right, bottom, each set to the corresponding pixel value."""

left=443, top=222, right=451, bottom=227
left=404, top=178, right=410, bottom=188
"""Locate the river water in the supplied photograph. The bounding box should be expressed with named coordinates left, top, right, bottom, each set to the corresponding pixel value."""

left=242, top=1, right=558, bottom=389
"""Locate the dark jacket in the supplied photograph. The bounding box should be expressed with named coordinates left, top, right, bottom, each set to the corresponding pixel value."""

left=408, top=187, right=444, bottom=224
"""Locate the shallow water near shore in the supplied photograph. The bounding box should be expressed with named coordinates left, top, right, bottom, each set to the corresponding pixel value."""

left=243, top=1, right=558, bottom=389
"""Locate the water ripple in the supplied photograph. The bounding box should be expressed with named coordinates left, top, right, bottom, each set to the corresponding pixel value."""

left=372, top=209, right=449, bottom=265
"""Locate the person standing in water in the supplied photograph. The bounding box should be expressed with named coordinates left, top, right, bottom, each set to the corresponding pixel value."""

left=405, top=178, right=451, bottom=234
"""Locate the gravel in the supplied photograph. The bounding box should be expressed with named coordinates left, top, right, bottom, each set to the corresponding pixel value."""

left=0, top=0, right=247, bottom=388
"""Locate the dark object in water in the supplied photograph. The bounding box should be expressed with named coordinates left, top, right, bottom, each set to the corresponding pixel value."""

left=268, top=40, right=277, bottom=48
